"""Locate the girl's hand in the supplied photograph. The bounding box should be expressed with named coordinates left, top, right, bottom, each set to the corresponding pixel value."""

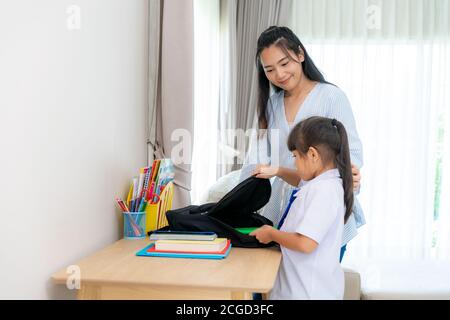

left=351, top=164, right=361, bottom=191
left=252, top=164, right=279, bottom=179
left=249, top=225, right=275, bottom=244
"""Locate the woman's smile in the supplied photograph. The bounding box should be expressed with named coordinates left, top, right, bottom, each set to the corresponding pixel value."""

left=278, top=76, right=292, bottom=86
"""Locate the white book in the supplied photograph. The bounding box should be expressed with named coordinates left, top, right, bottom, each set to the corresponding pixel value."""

left=149, top=231, right=217, bottom=241
left=155, top=238, right=228, bottom=253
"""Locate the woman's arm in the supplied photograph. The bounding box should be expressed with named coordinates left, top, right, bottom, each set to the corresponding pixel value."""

left=327, top=88, right=363, bottom=191
left=329, top=88, right=363, bottom=169
left=250, top=225, right=318, bottom=253
left=352, top=164, right=361, bottom=191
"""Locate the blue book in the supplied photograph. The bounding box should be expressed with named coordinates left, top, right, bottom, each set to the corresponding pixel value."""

left=136, top=242, right=231, bottom=260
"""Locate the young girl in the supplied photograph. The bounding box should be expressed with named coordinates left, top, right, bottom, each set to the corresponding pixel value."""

left=250, top=116, right=354, bottom=300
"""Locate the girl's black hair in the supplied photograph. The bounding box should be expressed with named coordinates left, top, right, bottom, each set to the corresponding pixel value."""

left=255, top=26, right=331, bottom=131
left=287, top=116, right=354, bottom=223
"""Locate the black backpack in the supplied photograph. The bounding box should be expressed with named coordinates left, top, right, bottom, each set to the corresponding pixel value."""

left=153, top=176, right=276, bottom=248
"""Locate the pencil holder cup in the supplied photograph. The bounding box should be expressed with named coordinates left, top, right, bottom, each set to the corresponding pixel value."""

left=123, top=212, right=146, bottom=239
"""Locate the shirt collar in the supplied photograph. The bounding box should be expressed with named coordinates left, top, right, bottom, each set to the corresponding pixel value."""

left=300, top=168, right=341, bottom=188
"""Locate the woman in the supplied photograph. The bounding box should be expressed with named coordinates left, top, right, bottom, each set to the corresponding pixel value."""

left=240, top=26, right=365, bottom=261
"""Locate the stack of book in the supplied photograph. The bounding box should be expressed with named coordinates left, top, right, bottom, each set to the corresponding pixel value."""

left=136, top=231, right=231, bottom=259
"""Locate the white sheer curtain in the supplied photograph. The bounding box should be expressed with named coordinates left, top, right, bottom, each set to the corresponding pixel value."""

left=437, top=75, right=450, bottom=260
left=289, top=0, right=450, bottom=264
left=191, top=0, right=220, bottom=204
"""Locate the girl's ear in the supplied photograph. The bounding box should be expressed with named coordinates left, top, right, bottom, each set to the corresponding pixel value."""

left=308, top=147, right=320, bottom=162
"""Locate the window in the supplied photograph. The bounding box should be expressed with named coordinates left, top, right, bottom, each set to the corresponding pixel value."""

left=289, top=0, right=450, bottom=261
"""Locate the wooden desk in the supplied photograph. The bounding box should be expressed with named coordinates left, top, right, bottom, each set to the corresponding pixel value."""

left=52, top=238, right=281, bottom=300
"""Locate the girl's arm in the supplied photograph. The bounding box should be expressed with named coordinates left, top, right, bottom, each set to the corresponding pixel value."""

left=250, top=225, right=318, bottom=254
left=277, top=167, right=301, bottom=187
left=253, top=165, right=301, bottom=187
left=255, top=164, right=361, bottom=190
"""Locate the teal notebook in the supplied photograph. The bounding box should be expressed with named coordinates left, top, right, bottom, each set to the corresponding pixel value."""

left=136, top=242, right=232, bottom=260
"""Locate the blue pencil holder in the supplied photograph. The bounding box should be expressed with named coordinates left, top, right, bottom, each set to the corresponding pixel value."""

left=123, top=212, right=146, bottom=240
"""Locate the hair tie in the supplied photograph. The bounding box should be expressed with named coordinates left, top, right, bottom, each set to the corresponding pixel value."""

left=331, top=119, right=338, bottom=127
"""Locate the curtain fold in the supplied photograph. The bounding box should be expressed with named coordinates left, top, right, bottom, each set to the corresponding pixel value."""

left=217, top=0, right=237, bottom=177
left=291, top=0, right=450, bottom=41
left=147, top=0, right=164, bottom=163
left=217, top=0, right=293, bottom=177
left=147, top=0, right=194, bottom=208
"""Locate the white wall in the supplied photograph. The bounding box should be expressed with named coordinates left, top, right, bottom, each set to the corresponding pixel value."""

left=0, top=0, right=149, bottom=299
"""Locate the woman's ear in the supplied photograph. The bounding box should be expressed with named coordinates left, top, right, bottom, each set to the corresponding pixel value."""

left=298, top=47, right=305, bottom=62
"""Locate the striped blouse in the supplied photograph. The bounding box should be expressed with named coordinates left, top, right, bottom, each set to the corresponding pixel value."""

left=239, top=82, right=365, bottom=246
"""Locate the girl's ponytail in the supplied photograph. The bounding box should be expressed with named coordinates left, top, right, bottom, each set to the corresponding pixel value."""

left=288, top=116, right=354, bottom=223
left=333, top=119, right=354, bottom=223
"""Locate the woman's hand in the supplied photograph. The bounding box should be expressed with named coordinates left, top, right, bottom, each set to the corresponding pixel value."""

left=351, top=164, right=361, bottom=191
left=249, top=225, right=275, bottom=244
left=252, top=164, right=279, bottom=179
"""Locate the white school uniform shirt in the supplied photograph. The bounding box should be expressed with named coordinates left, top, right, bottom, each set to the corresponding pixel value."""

left=269, top=169, right=345, bottom=300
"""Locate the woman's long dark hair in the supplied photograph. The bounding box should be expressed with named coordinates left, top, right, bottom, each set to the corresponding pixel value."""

left=255, top=26, right=330, bottom=131
left=287, top=116, right=354, bottom=223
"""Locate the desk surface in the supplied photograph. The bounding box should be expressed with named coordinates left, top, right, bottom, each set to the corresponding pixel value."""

left=52, top=238, right=281, bottom=293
